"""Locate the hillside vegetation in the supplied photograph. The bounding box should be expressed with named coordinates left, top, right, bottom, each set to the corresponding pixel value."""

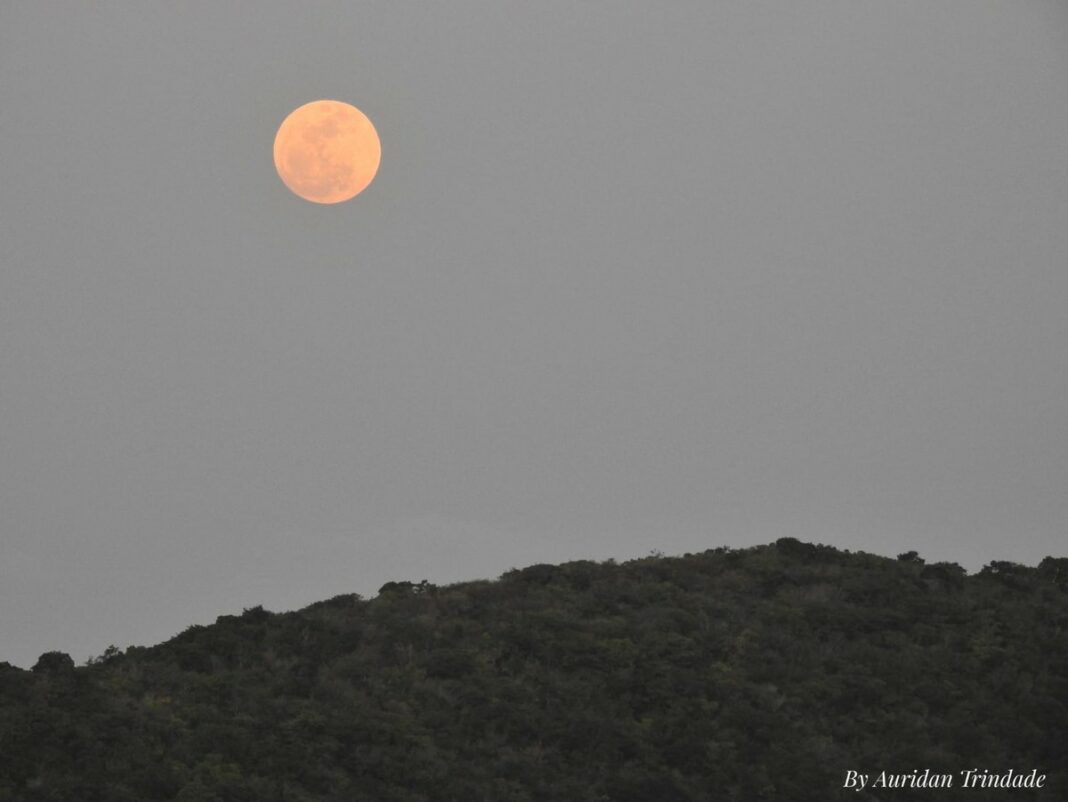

left=2, top=540, right=1066, bottom=800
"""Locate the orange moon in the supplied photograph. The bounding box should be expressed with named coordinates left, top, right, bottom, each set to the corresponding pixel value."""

left=273, top=100, right=381, bottom=204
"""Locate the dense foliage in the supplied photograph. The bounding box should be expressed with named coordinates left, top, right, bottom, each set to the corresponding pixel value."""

left=2, top=541, right=1066, bottom=800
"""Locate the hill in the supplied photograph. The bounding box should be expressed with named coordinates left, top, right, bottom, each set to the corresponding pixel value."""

left=1, top=540, right=1066, bottom=800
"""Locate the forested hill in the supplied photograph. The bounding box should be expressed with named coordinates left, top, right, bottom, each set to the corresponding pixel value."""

left=2, top=541, right=1066, bottom=801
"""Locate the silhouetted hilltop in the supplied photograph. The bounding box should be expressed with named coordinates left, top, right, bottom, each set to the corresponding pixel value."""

left=2, top=541, right=1066, bottom=800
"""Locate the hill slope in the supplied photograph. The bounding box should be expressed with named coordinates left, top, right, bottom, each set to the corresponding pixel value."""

left=2, top=541, right=1066, bottom=800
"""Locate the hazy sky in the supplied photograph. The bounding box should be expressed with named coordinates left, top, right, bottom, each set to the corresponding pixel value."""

left=2, top=2, right=1067, bottom=668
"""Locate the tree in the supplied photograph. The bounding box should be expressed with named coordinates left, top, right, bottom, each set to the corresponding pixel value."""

left=31, top=651, right=75, bottom=675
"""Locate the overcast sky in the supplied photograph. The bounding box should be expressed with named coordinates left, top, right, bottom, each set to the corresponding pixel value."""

left=2, top=1, right=1067, bottom=668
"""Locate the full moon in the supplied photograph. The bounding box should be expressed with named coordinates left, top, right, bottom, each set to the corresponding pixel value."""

left=273, top=100, right=381, bottom=204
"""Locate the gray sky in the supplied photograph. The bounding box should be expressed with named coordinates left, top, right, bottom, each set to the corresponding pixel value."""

left=2, top=2, right=1067, bottom=668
